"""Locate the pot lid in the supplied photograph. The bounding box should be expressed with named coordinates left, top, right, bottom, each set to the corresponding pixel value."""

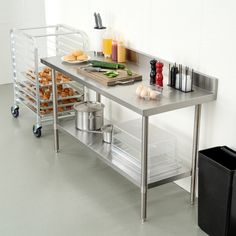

left=74, top=101, right=105, bottom=112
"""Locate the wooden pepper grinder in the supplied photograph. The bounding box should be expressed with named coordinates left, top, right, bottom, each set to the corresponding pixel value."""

left=150, top=59, right=157, bottom=85
left=156, top=61, right=164, bottom=89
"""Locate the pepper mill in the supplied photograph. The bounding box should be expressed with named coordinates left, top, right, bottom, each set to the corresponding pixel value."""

left=156, top=61, right=164, bottom=88
left=150, top=59, right=157, bottom=85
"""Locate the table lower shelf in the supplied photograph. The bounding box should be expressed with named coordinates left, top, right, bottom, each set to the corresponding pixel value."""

left=58, top=119, right=191, bottom=189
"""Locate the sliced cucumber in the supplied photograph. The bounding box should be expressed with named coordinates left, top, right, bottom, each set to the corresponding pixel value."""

left=104, top=70, right=119, bottom=78
left=126, top=69, right=132, bottom=76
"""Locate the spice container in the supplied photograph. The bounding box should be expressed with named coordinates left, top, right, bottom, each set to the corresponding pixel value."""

left=155, top=61, right=164, bottom=90
left=170, top=63, right=178, bottom=87
left=180, top=67, right=193, bottom=92
left=176, top=64, right=183, bottom=90
left=117, top=41, right=126, bottom=63
left=168, top=63, right=193, bottom=93
left=150, top=59, right=157, bottom=85
left=111, top=40, right=118, bottom=61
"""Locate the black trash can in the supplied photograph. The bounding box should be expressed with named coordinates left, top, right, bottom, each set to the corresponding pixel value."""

left=198, top=146, right=236, bottom=236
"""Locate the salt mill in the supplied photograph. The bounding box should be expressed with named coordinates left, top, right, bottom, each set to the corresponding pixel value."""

left=150, top=59, right=157, bottom=85
left=156, top=61, right=164, bottom=89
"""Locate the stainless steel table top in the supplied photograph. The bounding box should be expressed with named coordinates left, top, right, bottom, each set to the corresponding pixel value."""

left=41, top=53, right=217, bottom=116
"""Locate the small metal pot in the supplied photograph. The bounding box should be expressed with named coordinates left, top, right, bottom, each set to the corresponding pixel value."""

left=101, top=124, right=113, bottom=144
left=74, top=101, right=105, bottom=131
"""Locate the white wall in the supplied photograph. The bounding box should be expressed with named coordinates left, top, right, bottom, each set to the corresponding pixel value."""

left=45, top=0, right=236, bottom=190
left=0, top=0, right=46, bottom=85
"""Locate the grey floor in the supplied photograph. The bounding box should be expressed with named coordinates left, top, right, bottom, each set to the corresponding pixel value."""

left=0, top=84, right=207, bottom=236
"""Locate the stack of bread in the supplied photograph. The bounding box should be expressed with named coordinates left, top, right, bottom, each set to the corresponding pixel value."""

left=39, top=85, right=77, bottom=101
left=26, top=68, right=72, bottom=85
left=38, top=68, right=71, bottom=85
left=40, top=84, right=79, bottom=114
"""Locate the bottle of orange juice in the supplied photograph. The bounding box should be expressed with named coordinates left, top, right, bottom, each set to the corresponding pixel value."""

left=102, top=29, right=112, bottom=58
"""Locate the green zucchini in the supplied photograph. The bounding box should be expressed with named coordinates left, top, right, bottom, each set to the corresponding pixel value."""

left=118, top=64, right=125, bottom=69
left=89, top=60, right=126, bottom=70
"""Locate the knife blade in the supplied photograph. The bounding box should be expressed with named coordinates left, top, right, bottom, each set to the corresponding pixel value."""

left=84, top=67, right=109, bottom=72
left=94, top=13, right=99, bottom=29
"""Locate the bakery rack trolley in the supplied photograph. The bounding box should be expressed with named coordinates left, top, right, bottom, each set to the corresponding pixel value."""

left=10, top=25, right=88, bottom=137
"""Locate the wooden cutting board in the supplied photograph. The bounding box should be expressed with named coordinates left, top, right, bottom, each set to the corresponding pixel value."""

left=77, top=68, right=142, bottom=86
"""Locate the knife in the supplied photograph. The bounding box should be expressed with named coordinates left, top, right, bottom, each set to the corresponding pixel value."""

left=84, top=67, right=110, bottom=72
left=97, top=13, right=103, bottom=29
left=94, top=13, right=99, bottom=29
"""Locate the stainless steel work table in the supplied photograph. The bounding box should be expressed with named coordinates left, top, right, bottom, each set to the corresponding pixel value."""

left=41, top=49, right=218, bottom=222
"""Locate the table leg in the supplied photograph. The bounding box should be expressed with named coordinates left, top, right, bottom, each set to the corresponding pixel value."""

left=83, top=86, right=89, bottom=101
left=141, top=116, right=148, bottom=223
left=52, top=69, right=59, bottom=152
left=190, top=104, right=202, bottom=204
left=96, top=92, right=101, bottom=102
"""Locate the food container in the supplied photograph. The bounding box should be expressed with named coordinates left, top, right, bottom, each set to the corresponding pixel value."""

left=168, top=64, right=193, bottom=93
left=74, top=101, right=105, bottom=131
left=101, top=124, right=113, bottom=143
left=117, top=41, right=126, bottom=63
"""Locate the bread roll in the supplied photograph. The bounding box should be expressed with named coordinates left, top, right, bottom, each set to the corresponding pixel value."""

left=77, top=54, right=88, bottom=61
left=72, top=50, right=83, bottom=57
left=64, top=54, right=76, bottom=61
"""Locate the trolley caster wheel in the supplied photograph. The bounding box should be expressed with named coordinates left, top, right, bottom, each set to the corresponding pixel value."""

left=33, top=125, right=42, bottom=138
left=11, top=105, right=19, bottom=118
